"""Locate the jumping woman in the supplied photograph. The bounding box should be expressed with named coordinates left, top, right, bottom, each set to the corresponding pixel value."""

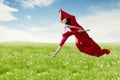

left=51, top=18, right=90, bottom=58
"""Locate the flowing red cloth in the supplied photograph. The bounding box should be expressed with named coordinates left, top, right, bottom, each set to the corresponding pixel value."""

left=60, top=9, right=110, bottom=57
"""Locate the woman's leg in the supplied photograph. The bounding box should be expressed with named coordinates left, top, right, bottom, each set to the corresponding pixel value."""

left=51, top=46, right=62, bottom=59
left=51, top=32, right=69, bottom=59
left=59, top=31, right=80, bottom=46
left=51, top=30, right=90, bottom=58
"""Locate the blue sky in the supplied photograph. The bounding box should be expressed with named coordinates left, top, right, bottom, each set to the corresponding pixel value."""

left=0, top=0, right=120, bottom=42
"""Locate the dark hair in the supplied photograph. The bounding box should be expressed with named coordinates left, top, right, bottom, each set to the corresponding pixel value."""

left=65, top=18, right=71, bottom=24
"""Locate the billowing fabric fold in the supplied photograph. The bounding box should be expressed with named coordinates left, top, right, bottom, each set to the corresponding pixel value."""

left=60, top=9, right=110, bottom=57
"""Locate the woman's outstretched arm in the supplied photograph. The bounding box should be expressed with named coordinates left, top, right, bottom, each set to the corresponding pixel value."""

left=69, top=25, right=90, bottom=32
left=68, top=25, right=82, bottom=29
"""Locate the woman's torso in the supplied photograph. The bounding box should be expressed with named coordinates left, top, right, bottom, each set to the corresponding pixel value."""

left=60, top=23, right=70, bottom=34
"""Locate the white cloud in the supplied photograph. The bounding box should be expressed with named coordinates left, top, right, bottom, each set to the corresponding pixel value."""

left=16, top=0, right=55, bottom=8
left=25, top=15, right=32, bottom=20
left=0, top=1, right=18, bottom=21
left=0, top=25, right=60, bottom=43
left=0, top=0, right=3, bottom=3
left=26, top=26, right=46, bottom=32
left=0, top=25, right=35, bottom=41
left=77, top=9, right=120, bottom=42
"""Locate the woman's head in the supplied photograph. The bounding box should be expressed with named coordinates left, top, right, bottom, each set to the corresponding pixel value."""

left=62, top=18, right=71, bottom=24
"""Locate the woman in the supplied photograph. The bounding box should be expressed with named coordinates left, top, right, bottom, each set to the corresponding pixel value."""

left=51, top=18, right=90, bottom=58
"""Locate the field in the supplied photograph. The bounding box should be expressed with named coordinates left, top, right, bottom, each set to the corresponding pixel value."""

left=0, top=42, right=120, bottom=80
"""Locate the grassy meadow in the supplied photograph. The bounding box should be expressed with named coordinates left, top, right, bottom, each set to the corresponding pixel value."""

left=0, top=42, right=120, bottom=80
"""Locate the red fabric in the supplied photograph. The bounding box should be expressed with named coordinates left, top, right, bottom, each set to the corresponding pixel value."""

left=60, top=9, right=110, bottom=57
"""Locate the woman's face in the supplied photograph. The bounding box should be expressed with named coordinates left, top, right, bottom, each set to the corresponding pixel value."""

left=62, top=18, right=67, bottom=24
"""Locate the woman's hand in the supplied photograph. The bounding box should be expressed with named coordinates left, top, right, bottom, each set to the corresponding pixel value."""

left=86, top=29, right=90, bottom=31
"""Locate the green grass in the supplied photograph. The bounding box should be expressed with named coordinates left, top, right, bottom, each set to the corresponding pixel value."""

left=0, top=42, right=120, bottom=80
